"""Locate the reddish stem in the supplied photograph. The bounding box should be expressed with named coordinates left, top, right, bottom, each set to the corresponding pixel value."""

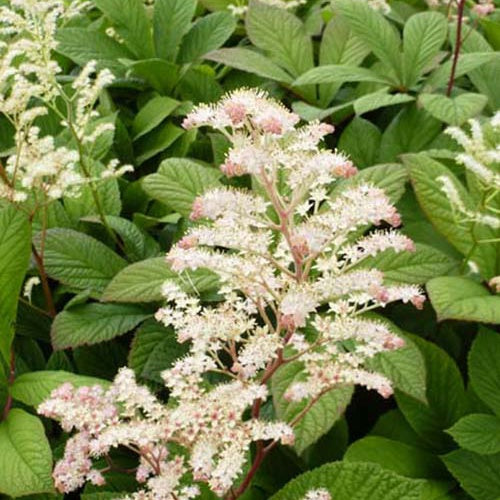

left=32, top=244, right=56, bottom=317
left=2, top=350, right=16, bottom=420
left=446, top=0, right=466, bottom=96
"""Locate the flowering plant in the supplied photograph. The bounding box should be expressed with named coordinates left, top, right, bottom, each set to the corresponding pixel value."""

left=39, top=90, right=424, bottom=499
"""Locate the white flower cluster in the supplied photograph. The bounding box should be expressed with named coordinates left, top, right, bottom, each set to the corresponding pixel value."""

left=426, top=0, right=495, bottom=16
left=228, top=0, right=306, bottom=17
left=440, top=113, right=500, bottom=230
left=303, top=489, right=332, bottom=500
left=0, top=0, right=131, bottom=204
left=40, top=89, right=424, bottom=499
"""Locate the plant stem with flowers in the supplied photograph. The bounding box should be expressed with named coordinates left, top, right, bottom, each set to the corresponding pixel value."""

left=39, top=89, right=425, bottom=500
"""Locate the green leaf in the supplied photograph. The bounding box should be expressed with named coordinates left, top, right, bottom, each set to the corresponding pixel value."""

left=129, top=320, right=188, bottom=383
left=295, top=64, right=390, bottom=86
left=93, top=0, right=154, bottom=59
left=153, top=0, right=196, bottom=60
left=365, top=318, right=426, bottom=402
left=396, top=336, right=467, bottom=452
left=0, top=205, right=31, bottom=363
left=142, top=158, right=222, bottom=216
left=51, top=303, right=150, bottom=349
left=419, top=93, right=488, bottom=126
left=270, top=461, right=424, bottom=500
left=132, top=96, right=179, bottom=141
left=335, top=0, right=402, bottom=83
left=11, top=371, right=110, bottom=407
left=206, top=48, right=294, bottom=83
left=402, top=11, right=447, bottom=87
left=55, top=28, right=132, bottom=68
left=345, top=436, right=448, bottom=479
left=246, top=0, right=313, bottom=78
left=83, top=216, right=160, bottom=262
left=34, top=228, right=126, bottom=293
left=426, top=52, right=500, bottom=90
left=378, top=106, right=441, bottom=163
left=469, top=328, right=500, bottom=416
left=427, top=277, right=500, bottom=324
left=448, top=414, right=500, bottom=455
left=102, top=257, right=219, bottom=303
left=272, top=361, right=353, bottom=454
left=330, top=163, right=408, bottom=204
left=0, top=409, right=53, bottom=497
left=442, top=449, right=500, bottom=500
left=358, top=244, right=457, bottom=285
left=134, top=122, right=184, bottom=165
left=178, top=12, right=236, bottom=63
left=318, top=16, right=370, bottom=106
left=128, top=59, right=179, bottom=94
left=406, top=153, right=496, bottom=278
left=338, top=117, right=381, bottom=168
left=354, top=91, right=415, bottom=115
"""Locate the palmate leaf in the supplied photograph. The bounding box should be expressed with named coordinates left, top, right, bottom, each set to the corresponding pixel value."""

left=270, top=461, right=425, bottom=500
left=353, top=91, right=415, bottom=116
left=132, top=96, right=180, bottom=141
left=295, top=65, right=391, bottom=86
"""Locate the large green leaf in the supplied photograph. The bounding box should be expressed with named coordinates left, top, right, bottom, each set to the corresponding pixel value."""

left=406, top=154, right=496, bottom=278
left=55, top=28, right=133, bottom=67
left=102, top=257, right=219, bottom=303
left=0, top=409, right=53, bottom=497
left=93, top=0, right=154, bottom=59
left=337, top=117, right=381, bottom=168
left=34, top=228, right=126, bottom=293
left=206, top=48, right=294, bottom=83
left=272, top=361, right=353, bottom=455
left=426, top=52, right=500, bottom=90
left=295, top=65, right=390, bottom=86
left=419, top=93, right=488, bottom=126
left=354, top=91, right=415, bottom=116
left=345, top=436, right=448, bottom=479
left=132, top=96, right=180, bottom=141
left=395, top=336, right=467, bottom=452
left=442, top=450, right=500, bottom=500
left=358, top=244, right=457, bottom=285
left=318, top=16, right=370, bottom=106
left=427, top=277, right=500, bottom=324
left=51, top=303, right=150, bottom=349
left=246, top=0, right=313, bottom=78
left=448, top=414, right=500, bottom=455
left=335, top=0, right=402, bottom=83
left=270, top=461, right=424, bottom=500
left=142, top=158, right=222, bottom=216
left=402, top=11, right=447, bottom=87
left=469, top=328, right=500, bottom=416
left=134, top=123, right=184, bottom=165
left=178, top=12, right=236, bottom=63
left=153, top=0, right=196, bottom=60
left=129, top=320, right=188, bottom=383
left=378, top=107, right=441, bottom=162
left=0, top=205, right=31, bottom=363
left=11, top=371, right=110, bottom=407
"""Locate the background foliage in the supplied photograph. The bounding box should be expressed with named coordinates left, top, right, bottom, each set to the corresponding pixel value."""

left=0, top=0, right=499, bottom=498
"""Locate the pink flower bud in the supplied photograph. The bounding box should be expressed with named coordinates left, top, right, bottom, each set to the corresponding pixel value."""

left=178, top=235, right=198, bottom=249
left=260, top=116, right=284, bottom=135
left=220, top=159, right=245, bottom=177
left=383, top=334, right=405, bottom=350
left=411, top=295, right=426, bottom=310
left=190, top=197, right=204, bottom=221
left=377, top=384, right=394, bottom=399
left=224, top=102, right=247, bottom=126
